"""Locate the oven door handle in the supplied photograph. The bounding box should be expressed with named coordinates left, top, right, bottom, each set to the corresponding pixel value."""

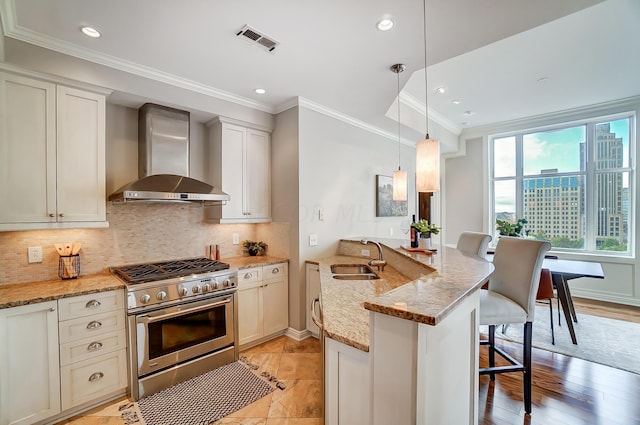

left=138, top=297, right=231, bottom=324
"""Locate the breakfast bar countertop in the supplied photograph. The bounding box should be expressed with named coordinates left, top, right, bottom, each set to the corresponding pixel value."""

left=311, top=239, right=494, bottom=352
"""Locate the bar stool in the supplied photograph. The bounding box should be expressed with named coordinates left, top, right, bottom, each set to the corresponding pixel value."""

left=456, top=231, right=492, bottom=257
left=479, top=236, right=551, bottom=414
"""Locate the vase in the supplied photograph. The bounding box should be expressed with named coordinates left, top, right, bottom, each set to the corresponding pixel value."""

left=419, top=235, right=431, bottom=250
left=248, top=247, right=259, bottom=256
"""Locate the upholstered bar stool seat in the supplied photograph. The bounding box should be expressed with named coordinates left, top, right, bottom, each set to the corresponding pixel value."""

left=479, top=236, right=551, bottom=415
left=456, top=231, right=492, bottom=257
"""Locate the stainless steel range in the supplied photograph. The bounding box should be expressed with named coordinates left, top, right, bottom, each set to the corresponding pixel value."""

left=111, top=257, right=238, bottom=400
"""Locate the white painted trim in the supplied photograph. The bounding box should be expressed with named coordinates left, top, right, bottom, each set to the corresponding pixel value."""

left=0, top=10, right=272, bottom=113
left=0, top=62, right=112, bottom=95
left=284, top=327, right=312, bottom=341
left=205, top=115, right=273, bottom=133
left=401, top=91, right=462, bottom=136
left=570, top=289, right=640, bottom=308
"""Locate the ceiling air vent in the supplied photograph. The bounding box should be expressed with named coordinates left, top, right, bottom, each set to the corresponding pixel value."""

left=236, top=25, right=279, bottom=53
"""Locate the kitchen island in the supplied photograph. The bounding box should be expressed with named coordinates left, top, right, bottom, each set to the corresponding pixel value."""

left=309, top=239, right=494, bottom=425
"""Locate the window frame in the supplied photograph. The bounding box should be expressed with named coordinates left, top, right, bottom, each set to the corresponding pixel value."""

left=489, top=111, right=635, bottom=257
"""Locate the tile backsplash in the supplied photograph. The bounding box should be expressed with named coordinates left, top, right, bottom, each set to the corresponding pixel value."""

left=0, top=203, right=289, bottom=285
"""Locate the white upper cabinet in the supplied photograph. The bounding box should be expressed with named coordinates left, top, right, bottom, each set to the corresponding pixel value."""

left=0, top=70, right=108, bottom=231
left=207, top=117, right=271, bottom=223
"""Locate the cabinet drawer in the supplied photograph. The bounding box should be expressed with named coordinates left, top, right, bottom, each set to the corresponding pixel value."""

left=59, top=310, right=125, bottom=343
left=58, top=290, right=124, bottom=320
left=238, top=267, right=262, bottom=285
left=59, top=329, right=127, bottom=366
left=60, top=350, right=127, bottom=410
left=263, top=263, right=288, bottom=280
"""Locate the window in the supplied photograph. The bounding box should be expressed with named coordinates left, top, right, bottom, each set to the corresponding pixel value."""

left=491, top=114, right=633, bottom=254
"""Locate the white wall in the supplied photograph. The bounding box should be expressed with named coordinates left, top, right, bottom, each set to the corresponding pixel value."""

left=444, top=97, right=640, bottom=307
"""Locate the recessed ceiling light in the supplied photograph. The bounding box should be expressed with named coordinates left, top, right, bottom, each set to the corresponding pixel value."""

left=376, top=18, right=394, bottom=31
left=81, top=26, right=101, bottom=38
left=464, top=110, right=474, bottom=116
left=452, top=99, right=461, bottom=105
left=537, top=77, right=549, bottom=84
left=254, top=88, right=266, bottom=94
left=435, top=86, right=446, bottom=94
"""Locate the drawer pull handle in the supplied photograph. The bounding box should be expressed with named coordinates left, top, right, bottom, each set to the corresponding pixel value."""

left=49, top=307, right=56, bottom=312
left=86, top=321, right=102, bottom=330
left=272, top=268, right=279, bottom=274
left=88, top=372, right=104, bottom=382
left=85, top=300, right=101, bottom=309
left=244, top=272, right=252, bottom=279
left=87, top=341, right=103, bottom=352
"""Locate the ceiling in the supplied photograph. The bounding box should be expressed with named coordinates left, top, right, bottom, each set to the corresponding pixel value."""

left=1, top=0, right=638, bottom=151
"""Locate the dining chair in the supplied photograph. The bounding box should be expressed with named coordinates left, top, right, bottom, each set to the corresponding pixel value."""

left=536, top=268, right=555, bottom=345
left=456, top=231, right=492, bottom=257
left=479, top=236, right=551, bottom=414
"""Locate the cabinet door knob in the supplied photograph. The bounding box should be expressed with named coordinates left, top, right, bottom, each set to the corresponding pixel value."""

left=272, top=268, right=279, bottom=274
left=49, top=213, right=55, bottom=218
left=244, top=272, right=252, bottom=279
left=87, top=341, right=103, bottom=352
left=59, top=213, right=64, bottom=218
left=49, top=307, right=56, bottom=312
left=86, top=320, right=102, bottom=330
left=85, top=300, right=101, bottom=309
left=88, top=372, right=104, bottom=382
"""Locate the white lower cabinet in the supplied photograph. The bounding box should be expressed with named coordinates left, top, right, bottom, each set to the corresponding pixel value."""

left=58, top=291, right=127, bottom=411
left=0, top=301, right=61, bottom=425
left=325, top=337, right=371, bottom=425
left=238, top=263, right=289, bottom=346
left=305, top=263, right=321, bottom=336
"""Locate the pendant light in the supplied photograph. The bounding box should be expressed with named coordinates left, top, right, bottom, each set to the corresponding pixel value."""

left=415, top=0, right=440, bottom=193
left=391, top=63, right=408, bottom=201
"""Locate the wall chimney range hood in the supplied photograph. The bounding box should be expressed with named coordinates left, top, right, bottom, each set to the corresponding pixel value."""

left=109, top=103, right=230, bottom=203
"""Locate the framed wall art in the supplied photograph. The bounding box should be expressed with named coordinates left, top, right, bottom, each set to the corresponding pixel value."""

left=376, top=174, right=408, bottom=217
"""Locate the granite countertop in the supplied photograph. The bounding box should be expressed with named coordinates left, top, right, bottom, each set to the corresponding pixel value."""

left=223, top=255, right=289, bottom=270
left=313, top=239, right=494, bottom=352
left=0, top=255, right=288, bottom=310
left=0, top=273, right=124, bottom=309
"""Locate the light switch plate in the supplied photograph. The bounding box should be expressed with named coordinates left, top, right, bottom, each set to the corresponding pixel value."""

left=309, top=234, right=318, bottom=246
left=232, top=234, right=239, bottom=245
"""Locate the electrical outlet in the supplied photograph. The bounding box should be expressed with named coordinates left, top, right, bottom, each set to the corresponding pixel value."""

left=361, top=249, right=370, bottom=257
left=309, top=234, right=318, bottom=246
left=28, top=246, right=43, bottom=263
left=232, top=233, right=239, bottom=245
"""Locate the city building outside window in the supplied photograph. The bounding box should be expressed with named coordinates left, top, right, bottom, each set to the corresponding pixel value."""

left=491, top=113, right=634, bottom=255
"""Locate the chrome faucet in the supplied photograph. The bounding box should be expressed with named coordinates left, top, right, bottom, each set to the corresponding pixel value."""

left=360, top=239, right=386, bottom=271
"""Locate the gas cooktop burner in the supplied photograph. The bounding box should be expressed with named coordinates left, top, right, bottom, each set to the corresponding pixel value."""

left=112, top=257, right=230, bottom=284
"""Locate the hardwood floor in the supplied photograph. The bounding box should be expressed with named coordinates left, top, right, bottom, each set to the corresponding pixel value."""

left=479, top=298, right=640, bottom=424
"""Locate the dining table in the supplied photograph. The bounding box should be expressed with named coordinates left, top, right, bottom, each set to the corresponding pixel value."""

left=485, top=253, right=605, bottom=344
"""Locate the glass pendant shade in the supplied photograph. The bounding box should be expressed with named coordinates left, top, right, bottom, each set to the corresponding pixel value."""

left=392, top=168, right=407, bottom=201
left=416, top=137, right=440, bottom=192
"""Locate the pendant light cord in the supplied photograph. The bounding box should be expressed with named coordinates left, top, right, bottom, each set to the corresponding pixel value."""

left=423, top=0, right=429, bottom=139
left=397, top=67, right=401, bottom=171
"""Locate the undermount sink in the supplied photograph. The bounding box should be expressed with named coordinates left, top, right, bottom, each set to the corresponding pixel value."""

left=330, top=263, right=380, bottom=280
left=330, top=264, right=376, bottom=274
left=333, top=274, right=380, bottom=280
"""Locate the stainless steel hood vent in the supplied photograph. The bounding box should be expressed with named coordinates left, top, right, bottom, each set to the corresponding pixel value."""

left=109, top=103, right=230, bottom=203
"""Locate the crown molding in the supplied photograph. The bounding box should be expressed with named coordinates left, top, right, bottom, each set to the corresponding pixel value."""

left=0, top=5, right=273, bottom=114
left=401, top=92, right=462, bottom=136
left=296, top=97, right=416, bottom=147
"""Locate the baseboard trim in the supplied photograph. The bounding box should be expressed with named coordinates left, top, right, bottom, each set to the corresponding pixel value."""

left=284, top=327, right=312, bottom=341
left=570, top=289, right=640, bottom=308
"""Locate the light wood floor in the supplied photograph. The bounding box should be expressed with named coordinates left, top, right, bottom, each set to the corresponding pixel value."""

left=57, top=298, right=639, bottom=425
left=479, top=298, right=640, bottom=424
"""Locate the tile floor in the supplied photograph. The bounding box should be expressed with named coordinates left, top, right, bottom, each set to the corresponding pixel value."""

left=56, top=336, right=323, bottom=425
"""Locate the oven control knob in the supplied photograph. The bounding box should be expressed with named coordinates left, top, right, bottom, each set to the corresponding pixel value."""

left=202, top=283, right=211, bottom=292
left=140, top=294, right=151, bottom=304
left=212, top=279, right=220, bottom=289
left=178, top=287, right=188, bottom=297
left=224, top=278, right=233, bottom=288
left=156, top=291, right=167, bottom=301
left=192, top=285, right=201, bottom=294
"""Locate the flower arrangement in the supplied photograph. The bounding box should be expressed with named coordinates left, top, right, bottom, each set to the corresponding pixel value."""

left=496, top=218, right=528, bottom=237
left=242, top=240, right=268, bottom=256
left=411, top=219, right=440, bottom=237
